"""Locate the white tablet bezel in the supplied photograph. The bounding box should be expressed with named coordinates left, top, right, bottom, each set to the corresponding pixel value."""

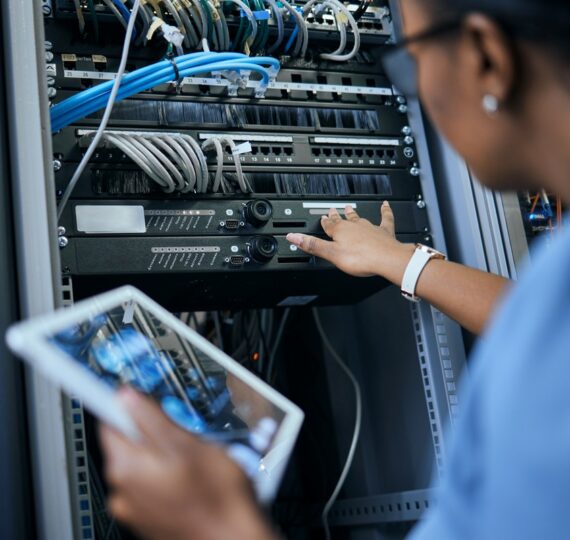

left=6, top=285, right=304, bottom=503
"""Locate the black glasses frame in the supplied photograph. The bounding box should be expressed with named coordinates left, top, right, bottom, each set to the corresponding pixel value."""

left=381, top=19, right=462, bottom=98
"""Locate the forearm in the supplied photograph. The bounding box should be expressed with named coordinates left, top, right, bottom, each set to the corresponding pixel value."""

left=378, top=244, right=511, bottom=335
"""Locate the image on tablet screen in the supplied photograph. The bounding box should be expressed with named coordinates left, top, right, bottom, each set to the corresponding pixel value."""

left=49, top=302, right=286, bottom=476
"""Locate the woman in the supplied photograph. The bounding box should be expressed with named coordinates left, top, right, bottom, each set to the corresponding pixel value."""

left=100, top=0, right=570, bottom=537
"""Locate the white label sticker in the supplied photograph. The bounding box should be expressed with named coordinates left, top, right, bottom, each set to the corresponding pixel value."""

left=232, top=142, right=252, bottom=155
left=76, top=205, right=146, bottom=234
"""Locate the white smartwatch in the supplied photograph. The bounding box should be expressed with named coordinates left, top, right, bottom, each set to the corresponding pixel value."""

left=401, top=244, right=446, bottom=302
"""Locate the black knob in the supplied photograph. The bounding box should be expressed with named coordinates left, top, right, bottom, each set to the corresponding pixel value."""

left=244, top=199, right=273, bottom=227
left=248, top=236, right=278, bottom=263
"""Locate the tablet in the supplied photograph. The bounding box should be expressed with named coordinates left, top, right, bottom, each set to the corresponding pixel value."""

left=6, top=285, right=304, bottom=503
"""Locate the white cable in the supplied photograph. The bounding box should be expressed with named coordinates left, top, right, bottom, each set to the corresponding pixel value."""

left=322, top=2, right=346, bottom=56
left=312, top=308, right=362, bottom=540
left=201, top=137, right=225, bottom=192
left=319, top=0, right=360, bottom=61
left=57, top=0, right=141, bottom=219
left=160, top=0, right=192, bottom=48
left=219, top=137, right=252, bottom=193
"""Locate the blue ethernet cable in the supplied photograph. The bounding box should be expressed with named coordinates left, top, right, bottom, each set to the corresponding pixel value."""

left=50, top=55, right=280, bottom=131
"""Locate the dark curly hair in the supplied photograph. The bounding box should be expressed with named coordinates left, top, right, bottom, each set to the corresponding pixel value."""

left=420, top=0, right=570, bottom=61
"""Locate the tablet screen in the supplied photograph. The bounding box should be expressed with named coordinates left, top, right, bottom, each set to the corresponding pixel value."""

left=48, top=301, right=286, bottom=476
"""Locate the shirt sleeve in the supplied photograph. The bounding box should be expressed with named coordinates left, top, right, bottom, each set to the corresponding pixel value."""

left=410, top=231, right=570, bottom=540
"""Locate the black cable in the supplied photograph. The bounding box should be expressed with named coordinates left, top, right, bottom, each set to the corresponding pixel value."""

left=352, top=0, right=371, bottom=22
left=256, top=310, right=271, bottom=376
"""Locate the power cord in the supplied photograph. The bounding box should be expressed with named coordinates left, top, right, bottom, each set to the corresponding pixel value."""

left=312, top=308, right=362, bottom=540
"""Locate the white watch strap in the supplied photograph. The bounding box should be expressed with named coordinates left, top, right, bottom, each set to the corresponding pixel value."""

left=401, top=247, right=439, bottom=302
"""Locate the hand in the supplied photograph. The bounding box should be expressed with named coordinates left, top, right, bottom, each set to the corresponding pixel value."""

left=286, top=202, right=415, bottom=285
left=99, top=388, right=277, bottom=540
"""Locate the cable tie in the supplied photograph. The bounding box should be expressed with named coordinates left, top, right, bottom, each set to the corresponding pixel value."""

left=167, top=56, right=183, bottom=87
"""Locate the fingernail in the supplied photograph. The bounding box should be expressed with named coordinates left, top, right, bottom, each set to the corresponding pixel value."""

left=117, top=386, right=139, bottom=404
left=286, top=233, right=303, bottom=246
left=382, top=201, right=389, bottom=206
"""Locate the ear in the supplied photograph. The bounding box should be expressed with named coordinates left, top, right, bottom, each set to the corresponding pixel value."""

left=460, top=14, right=518, bottom=105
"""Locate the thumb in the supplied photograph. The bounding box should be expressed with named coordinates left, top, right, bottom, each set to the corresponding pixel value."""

left=117, top=387, right=188, bottom=452
left=286, top=233, right=335, bottom=261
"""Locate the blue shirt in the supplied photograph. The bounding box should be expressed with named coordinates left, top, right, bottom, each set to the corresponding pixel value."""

left=410, top=225, right=570, bottom=540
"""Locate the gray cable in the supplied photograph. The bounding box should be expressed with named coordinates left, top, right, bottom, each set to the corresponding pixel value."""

left=226, top=0, right=258, bottom=44
left=143, top=136, right=188, bottom=190
left=103, top=133, right=170, bottom=189
left=101, top=0, right=128, bottom=29
left=266, top=308, right=290, bottom=382
left=178, top=2, right=201, bottom=48
left=319, top=0, right=360, bottom=61
left=312, top=308, right=362, bottom=540
left=218, top=6, right=230, bottom=51
left=201, top=137, right=225, bottom=192
left=156, top=135, right=197, bottom=191
left=219, top=136, right=252, bottom=193
left=127, top=136, right=177, bottom=192
left=175, top=135, right=203, bottom=192
left=179, top=134, right=209, bottom=192
left=282, top=0, right=307, bottom=57
left=213, top=312, right=225, bottom=350
left=190, top=0, right=210, bottom=42
left=117, top=134, right=174, bottom=190
left=73, top=0, right=86, bottom=33
left=207, top=1, right=223, bottom=51
left=57, top=0, right=141, bottom=220
left=136, top=3, right=153, bottom=46
left=266, top=0, right=284, bottom=54
left=321, top=2, right=346, bottom=56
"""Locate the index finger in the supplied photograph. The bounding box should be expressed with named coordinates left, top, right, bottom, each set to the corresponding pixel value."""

left=380, top=201, right=395, bottom=235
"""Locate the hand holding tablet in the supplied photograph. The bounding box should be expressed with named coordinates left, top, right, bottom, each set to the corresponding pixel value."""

left=6, top=285, right=304, bottom=502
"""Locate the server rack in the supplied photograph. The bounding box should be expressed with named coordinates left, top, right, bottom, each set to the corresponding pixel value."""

left=1, top=1, right=532, bottom=539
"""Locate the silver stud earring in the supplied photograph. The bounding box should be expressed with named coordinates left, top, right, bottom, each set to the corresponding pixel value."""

left=482, top=94, right=499, bottom=115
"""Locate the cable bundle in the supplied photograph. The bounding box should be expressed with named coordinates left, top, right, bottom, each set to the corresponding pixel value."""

left=50, top=52, right=280, bottom=132
left=86, top=130, right=253, bottom=194
left=75, top=0, right=360, bottom=60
